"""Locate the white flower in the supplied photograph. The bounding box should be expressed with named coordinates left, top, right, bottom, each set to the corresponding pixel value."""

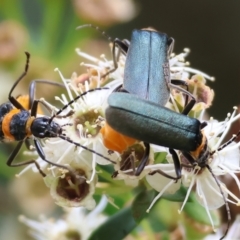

left=55, top=69, right=118, bottom=166
left=20, top=125, right=106, bottom=209
left=112, top=142, right=155, bottom=187
left=19, top=196, right=108, bottom=240
left=180, top=112, right=240, bottom=231
left=42, top=139, right=98, bottom=210
left=146, top=108, right=240, bottom=234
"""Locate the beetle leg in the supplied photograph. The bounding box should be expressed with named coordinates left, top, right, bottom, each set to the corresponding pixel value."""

left=135, top=142, right=150, bottom=176
left=8, top=52, right=30, bottom=110
left=102, top=38, right=129, bottom=78
left=149, top=148, right=181, bottom=182
left=6, top=140, right=46, bottom=177
left=28, top=79, right=64, bottom=108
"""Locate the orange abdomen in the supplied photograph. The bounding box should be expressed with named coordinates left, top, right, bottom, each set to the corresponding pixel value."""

left=100, top=123, right=136, bottom=153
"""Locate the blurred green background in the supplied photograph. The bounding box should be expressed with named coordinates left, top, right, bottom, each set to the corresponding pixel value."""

left=0, top=0, right=239, bottom=239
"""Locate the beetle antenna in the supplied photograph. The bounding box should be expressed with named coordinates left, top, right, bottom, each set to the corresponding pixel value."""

left=58, top=134, right=116, bottom=164
left=49, top=87, right=109, bottom=124
left=8, top=52, right=30, bottom=99
left=212, top=130, right=240, bottom=155
left=76, top=24, right=112, bottom=42
left=206, top=165, right=230, bottom=240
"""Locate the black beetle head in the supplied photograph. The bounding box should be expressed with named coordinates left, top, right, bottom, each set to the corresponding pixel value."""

left=31, top=117, right=62, bottom=138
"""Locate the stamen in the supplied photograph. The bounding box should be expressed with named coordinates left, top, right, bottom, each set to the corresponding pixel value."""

left=54, top=68, right=74, bottom=101
left=179, top=174, right=196, bottom=213
left=197, top=182, right=217, bottom=232
left=81, top=62, right=102, bottom=70
left=221, top=185, right=240, bottom=205
left=18, top=215, right=42, bottom=229
left=66, top=177, right=81, bottom=197
left=169, top=93, right=180, bottom=113
left=216, top=111, right=240, bottom=148
left=218, top=164, right=240, bottom=191
left=146, top=179, right=175, bottom=213
left=16, top=164, right=33, bottom=177
left=75, top=48, right=99, bottom=63
left=86, top=144, right=97, bottom=184
left=170, top=67, right=215, bottom=81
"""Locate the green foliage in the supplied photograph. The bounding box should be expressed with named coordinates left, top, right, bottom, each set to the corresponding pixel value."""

left=88, top=207, right=137, bottom=240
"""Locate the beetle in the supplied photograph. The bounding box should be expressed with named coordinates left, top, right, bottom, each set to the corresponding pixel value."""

left=102, top=28, right=196, bottom=176
left=113, top=28, right=195, bottom=111
left=1, top=52, right=116, bottom=177
left=105, top=91, right=237, bottom=239
left=105, top=92, right=201, bottom=178
left=106, top=93, right=202, bottom=152
left=78, top=25, right=195, bottom=111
